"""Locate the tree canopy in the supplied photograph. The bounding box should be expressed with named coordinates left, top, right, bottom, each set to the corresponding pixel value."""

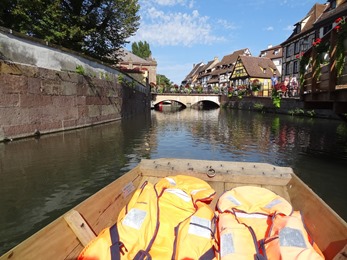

left=0, top=0, right=140, bottom=62
left=131, top=41, right=152, bottom=59
left=157, top=74, right=171, bottom=88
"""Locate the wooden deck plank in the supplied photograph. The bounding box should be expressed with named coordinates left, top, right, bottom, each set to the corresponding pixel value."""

left=64, top=210, right=96, bottom=247
left=207, top=181, right=224, bottom=211
left=77, top=169, right=142, bottom=235
left=140, top=158, right=293, bottom=186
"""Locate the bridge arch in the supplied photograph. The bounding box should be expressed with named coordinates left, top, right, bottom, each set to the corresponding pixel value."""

left=151, top=93, right=221, bottom=108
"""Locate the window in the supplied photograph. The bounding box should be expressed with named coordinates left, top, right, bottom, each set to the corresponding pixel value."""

left=286, top=44, right=294, bottom=57
left=308, top=35, right=315, bottom=47
left=263, top=79, right=269, bottom=91
left=288, top=62, right=293, bottom=74
left=330, top=0, right=336, bottom=9
left=294, top=61, right=298, bottom=73
left=295, top=41, right=300, bottom=54
left=300, top=39, right=309, bottom=51
left=295, top=24, right=301, bottom=34
left=285, top=62, right=294, bottom=75
left=323, top=24, right=332, bottom=35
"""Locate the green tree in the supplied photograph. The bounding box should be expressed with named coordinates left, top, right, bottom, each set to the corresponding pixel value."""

left=132, top=41, right=152, bottom=59
left=0, top=0, right=14, bottom=25
left=0, top=0, right=140, bottom=62
left=157, top=74, right=172, bottom=92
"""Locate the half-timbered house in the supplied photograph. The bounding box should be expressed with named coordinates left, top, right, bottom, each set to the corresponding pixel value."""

left=230, top=56, right=279, bottom=97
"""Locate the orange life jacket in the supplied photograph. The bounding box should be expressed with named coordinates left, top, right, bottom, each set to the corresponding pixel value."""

left=263, top=211, right=325, bottom=260
left=216, top=186, right=324, bottom=260
left=78, top=175, right=217, bottom=260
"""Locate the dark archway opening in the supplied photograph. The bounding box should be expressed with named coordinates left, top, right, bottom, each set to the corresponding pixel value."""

left=154, top=100, right=186, bottom=112
left=192, top=101, right=220, bottom=110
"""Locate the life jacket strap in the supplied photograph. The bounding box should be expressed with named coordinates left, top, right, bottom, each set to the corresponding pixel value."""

left=198, top=246, right=215, bottom=260
left=134, top=250, right=152, bottom=260
left=255, top=253, right=267, bottom=260
left=109, top=224, right=128, bottom=260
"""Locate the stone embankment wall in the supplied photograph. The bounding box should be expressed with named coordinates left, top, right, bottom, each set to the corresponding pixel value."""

left=0, top=28, right=150, bottom=142
left=223, top=96, right=340, bottom=119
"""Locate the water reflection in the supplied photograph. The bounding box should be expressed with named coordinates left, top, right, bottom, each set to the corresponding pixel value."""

left=0, top=113, right=152, bottom=254
left=151, top=109, right=345, bottom=164
left=0, top=109, right=346, bottom=255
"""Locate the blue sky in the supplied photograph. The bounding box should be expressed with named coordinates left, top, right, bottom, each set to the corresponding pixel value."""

left=127, top=0, right=326, bottom=85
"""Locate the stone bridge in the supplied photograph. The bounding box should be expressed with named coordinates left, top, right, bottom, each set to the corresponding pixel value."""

left=151, top=93, right=223, bottom=108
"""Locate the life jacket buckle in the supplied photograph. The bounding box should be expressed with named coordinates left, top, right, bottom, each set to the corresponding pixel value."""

left=118, top=241, right=128, bottom=255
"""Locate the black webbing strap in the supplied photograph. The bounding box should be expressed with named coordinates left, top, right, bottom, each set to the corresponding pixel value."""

left=199, top=247, right=215, bottom=260
left=110, top=224, right=127, bottom=260
left=133, top=250, right=152, bottom=260
left=255, top=253, right=267, bottom=260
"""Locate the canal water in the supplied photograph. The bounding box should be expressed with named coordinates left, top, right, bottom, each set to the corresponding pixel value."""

left=1, top=108, right=347, bottom=254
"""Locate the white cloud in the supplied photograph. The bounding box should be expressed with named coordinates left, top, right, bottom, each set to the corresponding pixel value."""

left=284, top=25, right=295, bottom=31
left=265, top=26, right=274, bottom=31
left=130, top=6, right=225, bottom=46
left=188, top=0, right=194, bottom=8
left=155, top=0, right=185, bottom=6
left=217, top=19, right=238, bottom=30
left=146, top=0, right=194, bottom=7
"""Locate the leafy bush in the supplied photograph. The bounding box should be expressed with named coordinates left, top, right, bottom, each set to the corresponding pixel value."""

left=253, top=103, right=264, bottom=111
left=76, top=65, right=85, bottom=75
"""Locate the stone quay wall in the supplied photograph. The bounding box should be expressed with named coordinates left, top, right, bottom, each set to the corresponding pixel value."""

left=222, top=95, right=340, bottom=119
left=0, top=61, right=150, bottom=141
left=0, top=28, right=150, bottom=142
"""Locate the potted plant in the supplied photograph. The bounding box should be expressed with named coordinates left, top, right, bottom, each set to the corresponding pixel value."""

left=213, top=85, right=220, bottom=94
left=184, top=84, right=192, bottom=94
left=227, top=87, right=234, bottom=97
left=195, top=85, right=203, bottom=93
left=272, top=82, right=286, bottom=108
left=312, top=37, right=329, bottom=79
left=236, top=85, right=247, bottom=99
left=251, top=79, right=262, bottom=96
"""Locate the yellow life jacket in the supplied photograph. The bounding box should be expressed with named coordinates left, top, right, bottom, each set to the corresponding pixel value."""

left=216, top=186, right=324, bottom=260
left=78, top=175, right=217, bottom=260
